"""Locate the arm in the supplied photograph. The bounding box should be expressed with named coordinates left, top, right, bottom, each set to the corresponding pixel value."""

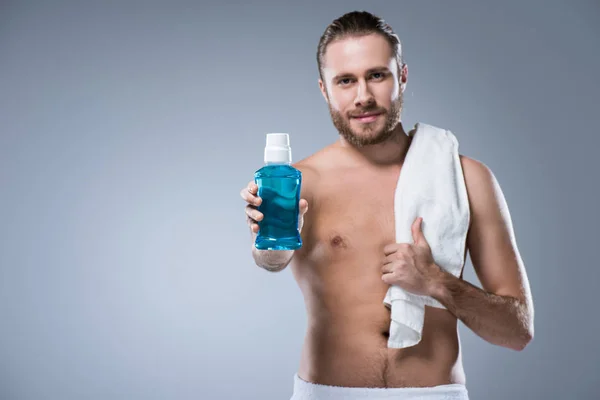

left=431, top=156, right=534, bottom=351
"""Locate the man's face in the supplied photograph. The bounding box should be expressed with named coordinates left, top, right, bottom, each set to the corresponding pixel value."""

left=319, top=33, right=407, bottom=147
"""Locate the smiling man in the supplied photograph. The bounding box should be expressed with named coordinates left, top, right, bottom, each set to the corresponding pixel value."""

left=241, top=10, right=534, bottom=400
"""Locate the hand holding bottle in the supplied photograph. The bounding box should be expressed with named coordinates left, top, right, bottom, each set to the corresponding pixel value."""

left=240, top=180, right=309, bottom=236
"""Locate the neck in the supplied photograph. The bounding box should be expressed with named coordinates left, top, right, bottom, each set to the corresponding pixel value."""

left=336, top=121, right=413, bottom=166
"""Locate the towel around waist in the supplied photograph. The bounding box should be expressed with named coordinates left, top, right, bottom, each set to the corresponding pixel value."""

left=291, top=373, right=469, bottom=400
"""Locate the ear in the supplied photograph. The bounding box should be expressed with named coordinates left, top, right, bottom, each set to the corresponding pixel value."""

left=399, top=63, right=408, bottom=93
left=318, top=79, right=329, bottom=104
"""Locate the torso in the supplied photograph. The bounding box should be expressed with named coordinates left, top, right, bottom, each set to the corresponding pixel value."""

left=289, top=141, right=468, bottom=388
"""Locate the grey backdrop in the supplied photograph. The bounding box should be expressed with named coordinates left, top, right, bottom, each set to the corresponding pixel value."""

left=1, top=1, right=599, bottom=399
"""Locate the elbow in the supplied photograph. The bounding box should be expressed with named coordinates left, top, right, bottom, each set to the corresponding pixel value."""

left=512, top=326, right=534, bottom=351
left=512, top=334, right=532, bottom=351
left=512, top=301, right=534, bottom=351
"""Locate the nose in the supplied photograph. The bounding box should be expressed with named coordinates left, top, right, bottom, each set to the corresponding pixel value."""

left=354, top=79, right=375, bottom=108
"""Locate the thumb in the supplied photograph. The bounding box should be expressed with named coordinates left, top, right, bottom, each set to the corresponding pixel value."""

left=411, top=216, right=427, bottom=246
left=299, top=199, right=309, bottom=215
left=298, top=199, right=309, bottom=232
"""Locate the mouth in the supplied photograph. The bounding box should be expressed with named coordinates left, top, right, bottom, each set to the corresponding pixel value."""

left=351, top=112, right=383, bottom=123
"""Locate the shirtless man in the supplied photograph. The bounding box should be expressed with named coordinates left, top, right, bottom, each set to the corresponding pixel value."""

left=240, top=11, right=534, bottom=399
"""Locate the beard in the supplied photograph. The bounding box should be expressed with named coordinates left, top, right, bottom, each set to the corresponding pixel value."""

left=328, top=94, right=403, bottom=148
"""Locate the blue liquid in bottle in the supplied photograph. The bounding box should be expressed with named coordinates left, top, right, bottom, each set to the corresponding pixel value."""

left=254, top=133, right=302, bottom=251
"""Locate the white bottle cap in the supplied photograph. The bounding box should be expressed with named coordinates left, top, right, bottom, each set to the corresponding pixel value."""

left=264, top=133, right=292, bottom=163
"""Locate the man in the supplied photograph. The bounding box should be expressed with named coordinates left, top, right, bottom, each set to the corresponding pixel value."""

left=240, top=10, right=534, bottom=399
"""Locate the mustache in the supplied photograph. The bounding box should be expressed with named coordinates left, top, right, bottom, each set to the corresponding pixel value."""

left=349, top=106, right=386, bottom=118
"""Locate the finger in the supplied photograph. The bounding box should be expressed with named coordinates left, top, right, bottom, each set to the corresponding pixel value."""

left=383, top=244, right=398, bottom=256
left=299, top=198, right=308, bottom=214
left=385, top=243, right=413, bottom=256
left=240, top=187, right=252, bottom=202
left=247, top=181, right=258, bottom=194
left=246, top=215, right=260, bottom=233
left=245, top=205, right=263, bottom=222
left=384, top=257, right=407, bottom=272
left=240, top=186, right=262, bottom=206
left=381, top=262, right=393, bottom=274
left=381, top=267, right=399, bottom=280
left=395, top=246, right=412, bottom=260
left=411, top=216, right=426, bottom=245
left=384, top=254, right=396, bottom=264
left=381, top=272, right=395, bottom=284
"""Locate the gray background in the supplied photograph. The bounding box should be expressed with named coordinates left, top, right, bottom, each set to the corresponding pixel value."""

left=1, top=1, right=598, bottom=399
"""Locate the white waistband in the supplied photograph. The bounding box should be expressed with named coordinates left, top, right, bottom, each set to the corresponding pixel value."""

left=290, top=374, right=469, bottom=400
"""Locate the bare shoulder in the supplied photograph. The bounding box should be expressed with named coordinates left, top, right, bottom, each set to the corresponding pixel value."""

left=294, top=143, right=341, bottom=170
left=459, top=155, right=496, bottom=191
left=293, top=155, right=319, bottom=191
left=458, top=155, right=509, bottom=223
left=459, top=154, right=511, bottom=241
left=292, top=143, right=340, bottom=193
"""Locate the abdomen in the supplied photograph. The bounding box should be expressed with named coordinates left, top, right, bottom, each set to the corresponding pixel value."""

left=295, top=267, right=465, bottom=388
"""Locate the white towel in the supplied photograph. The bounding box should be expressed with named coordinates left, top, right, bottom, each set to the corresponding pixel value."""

left=291, top=373, right=469, bottom=399
left=383, top=122, right=470, bottom=348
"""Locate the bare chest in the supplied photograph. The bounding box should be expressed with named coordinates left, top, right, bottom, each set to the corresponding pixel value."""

left=301, top=169, right=400, bottom=261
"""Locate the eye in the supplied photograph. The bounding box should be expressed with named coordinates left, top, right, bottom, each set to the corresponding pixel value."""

left=338, top=78, right=353, bottom=86
left=370, top=72, right=385, bottom=80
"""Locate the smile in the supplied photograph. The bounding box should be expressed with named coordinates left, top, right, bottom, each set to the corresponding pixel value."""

left=352, top=113, right=382, bottom=123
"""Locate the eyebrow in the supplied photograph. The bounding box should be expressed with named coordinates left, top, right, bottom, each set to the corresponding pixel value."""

left=332, top=66, right=391, bottom=81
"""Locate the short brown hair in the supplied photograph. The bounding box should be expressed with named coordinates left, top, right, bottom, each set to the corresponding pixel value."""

left=317, top=11, right=403, bottom=80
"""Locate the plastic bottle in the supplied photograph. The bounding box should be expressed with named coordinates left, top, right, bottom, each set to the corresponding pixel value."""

left=254, top=133, right=302, bottom=250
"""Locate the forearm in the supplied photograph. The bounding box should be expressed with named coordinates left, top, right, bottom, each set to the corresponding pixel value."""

left=252, top=246, right=294, bottom=272
left=431, top=270, right=533, bottom=351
